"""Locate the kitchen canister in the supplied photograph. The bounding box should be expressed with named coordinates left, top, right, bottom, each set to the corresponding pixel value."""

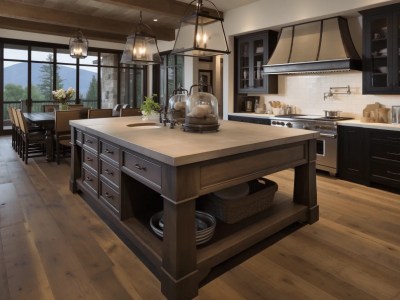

left=392, top=106, right=400, bottom=124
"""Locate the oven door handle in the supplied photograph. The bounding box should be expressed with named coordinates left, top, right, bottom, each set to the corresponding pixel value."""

left=319, top=133, right=337, bottom=139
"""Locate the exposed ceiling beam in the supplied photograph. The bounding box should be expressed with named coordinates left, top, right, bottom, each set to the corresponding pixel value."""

left=0, top=1, right=176, bottom=41
left=0, top=17, right=128, bottom=44
left=94, top=0, right=190, bottom=18
left=94, top=0, right=223, bottom=18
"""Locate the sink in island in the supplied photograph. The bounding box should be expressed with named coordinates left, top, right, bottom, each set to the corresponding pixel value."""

left=69, top=116, right=319, bottom=300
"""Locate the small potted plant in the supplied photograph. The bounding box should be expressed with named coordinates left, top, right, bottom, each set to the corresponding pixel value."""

left=140, top=94, right=161, bottom=120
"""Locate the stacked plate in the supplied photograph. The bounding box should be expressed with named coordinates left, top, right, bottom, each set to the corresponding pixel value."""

left=150, top=211, right=216, bottom=245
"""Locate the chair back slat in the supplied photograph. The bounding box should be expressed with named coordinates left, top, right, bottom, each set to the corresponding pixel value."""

left=7, top=107, right=15, bottom=125
left=68, top=104, right=84, bottom=111
left=88, top=109, right=113, bottom=119
left=15, top=109, right=29, bottom=134
left=11, top=107, right=20, bottom=128
left=55, top=110, right=81, bottom=134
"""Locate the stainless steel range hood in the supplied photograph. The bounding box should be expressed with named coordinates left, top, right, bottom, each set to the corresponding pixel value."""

left=263, top=17, right=361, bottom=74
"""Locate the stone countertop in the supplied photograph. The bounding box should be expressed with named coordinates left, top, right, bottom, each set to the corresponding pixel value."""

left=338, top=119, right=400, bottom=131
left=228, top=112, right=276, bottom=119
left=229, top=113, right=400, bottom=131
left=70, top=116, right=319, bottom=166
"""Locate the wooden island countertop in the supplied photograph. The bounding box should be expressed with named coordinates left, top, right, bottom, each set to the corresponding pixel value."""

left=69, top=117, right=319, bottom=300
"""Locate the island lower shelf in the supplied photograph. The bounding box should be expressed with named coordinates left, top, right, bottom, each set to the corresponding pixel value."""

left=79, top=174, right=308, bottom=282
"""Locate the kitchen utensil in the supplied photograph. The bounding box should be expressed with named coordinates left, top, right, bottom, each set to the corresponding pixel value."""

left=323, top=110, right=341, bottom=118
left=392, top=106, right=400, bottom=124
left=378, top=66, right=388, bottom=73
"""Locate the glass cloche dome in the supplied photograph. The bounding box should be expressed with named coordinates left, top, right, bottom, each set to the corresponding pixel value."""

left=167, top=85, right=188, bottom=125
left=183, top=84, right=219, bottom=132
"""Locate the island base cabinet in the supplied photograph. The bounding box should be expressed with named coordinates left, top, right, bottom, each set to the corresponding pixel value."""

left=69, top=123, right=319, bottom=300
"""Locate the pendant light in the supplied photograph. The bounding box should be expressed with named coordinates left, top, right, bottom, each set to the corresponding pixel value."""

left=69, top=30, right=88, bottom=59
left=171, top=0, right=230, bottom=57
left=121, top=11, right=162, bottom=65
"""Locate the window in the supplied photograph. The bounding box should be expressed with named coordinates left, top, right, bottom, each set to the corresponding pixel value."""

left=1, top=38, right=147, bottom=133
left=154, top=52, right=184, bottom=107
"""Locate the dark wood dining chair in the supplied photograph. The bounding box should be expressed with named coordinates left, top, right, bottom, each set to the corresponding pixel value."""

left=15, top=109, right=46, bottom=164
left=120, top=108, right=142, bottom=117
left=7, top=106, right=17, bottom=151
left=87, top=108, right=113, bottom=119
left=54, top=110, right=81, bottom=164
left=11, top=107, right=22, bottom=156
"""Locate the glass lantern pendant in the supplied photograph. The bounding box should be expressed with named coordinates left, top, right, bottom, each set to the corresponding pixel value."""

left=171, top=0, right=230, bottom=57
left=121, top=11, right=161, bottom=65
left=69, top=30, right=88, bottom=59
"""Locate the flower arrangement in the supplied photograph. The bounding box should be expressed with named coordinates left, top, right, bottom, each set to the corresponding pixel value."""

left=52, top=87, right=75, bottom=104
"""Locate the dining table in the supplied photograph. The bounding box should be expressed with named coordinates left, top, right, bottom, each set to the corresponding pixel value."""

left=24, top=112, right=55, bottom=161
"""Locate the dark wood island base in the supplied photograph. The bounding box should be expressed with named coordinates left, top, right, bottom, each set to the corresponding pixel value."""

left=69, top=117, right=319, bottom=300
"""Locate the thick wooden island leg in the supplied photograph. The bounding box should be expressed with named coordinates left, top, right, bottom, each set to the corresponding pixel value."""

left=294, top=139, right=319, bottom=224
left=161, top=198, right=199, bottom=300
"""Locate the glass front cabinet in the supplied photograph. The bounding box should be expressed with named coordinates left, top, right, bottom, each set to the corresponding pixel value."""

left=236, top=31, right=278, bottom=94
left=361, top=4, right=400, bottom=94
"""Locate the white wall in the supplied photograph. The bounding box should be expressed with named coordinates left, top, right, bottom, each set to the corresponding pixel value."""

left=222, top=0, right=400, bottom=119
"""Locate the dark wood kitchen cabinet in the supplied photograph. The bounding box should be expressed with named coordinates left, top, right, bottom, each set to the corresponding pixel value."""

left=338, top=125, right=400, bottom=190
left=360, top=4, right=400, bottom=94
left=369, top=129, right=400, bottom=188
left=338, top=126, right=369, bottom=184
left=235, top=30, right=278, bottom=94
left=228, top=115, right=271, bottom=125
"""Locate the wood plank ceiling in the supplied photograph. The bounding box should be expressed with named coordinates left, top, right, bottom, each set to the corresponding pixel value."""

left=0, top=0, right=259, bottom=44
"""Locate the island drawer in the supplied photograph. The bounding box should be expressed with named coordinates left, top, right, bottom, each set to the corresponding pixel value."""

left=122, top=151, right=161, bottom=187
left=100, top=141, right=120, bottom=165
left=83, top=133, right=98, bottom=152
left=82, top=167, right=98, bottom=195
left=83, top=149, right=98, bottom=173
left=100, top=159, right=120, bottom=189
left=99, top=181, right=120, bottom=214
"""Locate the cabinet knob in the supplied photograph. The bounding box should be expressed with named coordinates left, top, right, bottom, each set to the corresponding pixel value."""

left=104, top=169, right=114, bottom=175
left=135, top=164, right=147, bottom=171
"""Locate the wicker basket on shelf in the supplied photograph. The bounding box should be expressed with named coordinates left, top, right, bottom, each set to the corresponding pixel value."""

left=202, top=178, right=278, bottom=224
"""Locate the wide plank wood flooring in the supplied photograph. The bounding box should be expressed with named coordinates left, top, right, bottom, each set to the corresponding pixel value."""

left=0, top=135, right=399, bottom=299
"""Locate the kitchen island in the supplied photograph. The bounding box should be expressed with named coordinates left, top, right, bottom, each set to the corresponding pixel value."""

left=69, top=116, right=319, bottom=300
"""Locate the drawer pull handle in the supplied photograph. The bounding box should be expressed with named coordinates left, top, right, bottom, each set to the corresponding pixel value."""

left=105, top=149, right=114, bottom=154
left=104, top=169, right=114, bottom=175
left=85, top=176, right=92, bottom=182
left=135, top=164, right=146, bottom=171
left=105, top=192, right=113, bottom=199
left=86, top=139, right=93, bottom=143
left=387, top=171, right=400, bottom=176
left=87, top=157, right=93, bottom=162
left=387, top=152, right=400, bottom=156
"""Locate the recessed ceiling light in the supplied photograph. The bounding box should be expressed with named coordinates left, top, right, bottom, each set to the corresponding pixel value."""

left=153, top=18, right=158, bottom=22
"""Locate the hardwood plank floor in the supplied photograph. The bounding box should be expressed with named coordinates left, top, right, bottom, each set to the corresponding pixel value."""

left=0, top=135, right=399, bottom=299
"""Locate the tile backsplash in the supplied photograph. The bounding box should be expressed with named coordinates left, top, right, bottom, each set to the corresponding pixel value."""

left=258, top=71, right=400, bottom=118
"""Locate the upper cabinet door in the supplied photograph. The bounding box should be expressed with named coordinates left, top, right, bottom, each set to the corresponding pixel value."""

left=236, top=31, right=278, bottom=94
left=361, top=4, right=400, bottom=94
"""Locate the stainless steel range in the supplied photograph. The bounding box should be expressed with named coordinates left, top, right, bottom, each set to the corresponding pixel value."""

left=270, top=114, right=353, bottom=176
